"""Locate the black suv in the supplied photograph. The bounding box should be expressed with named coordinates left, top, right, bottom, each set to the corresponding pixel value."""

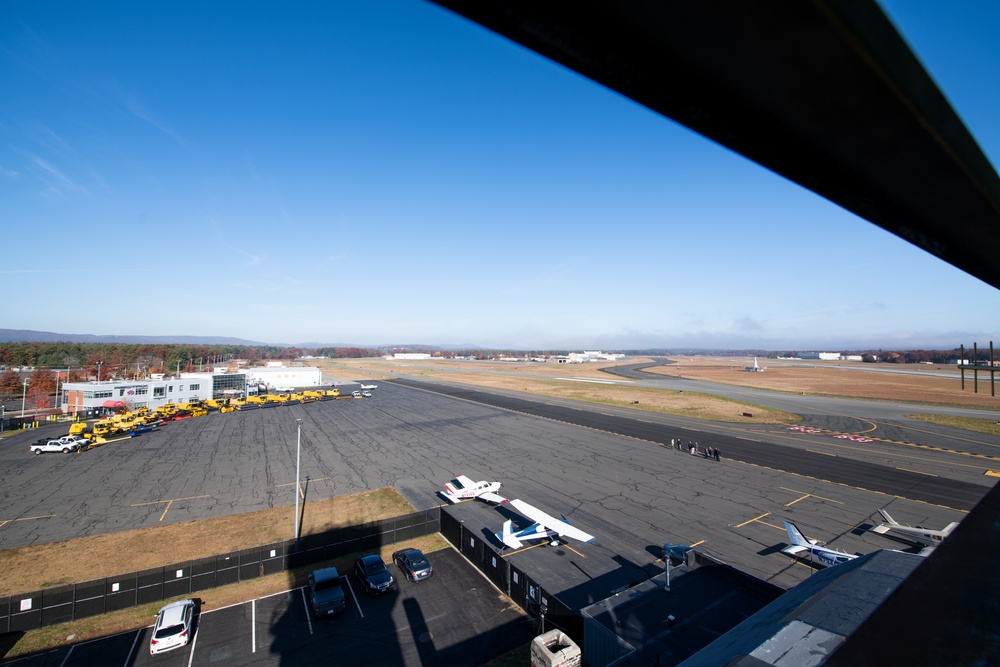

left=355, top=553, right=394, bottom=595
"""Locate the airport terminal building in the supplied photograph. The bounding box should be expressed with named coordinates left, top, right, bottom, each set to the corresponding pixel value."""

left=60, top=365, right=323, bottom=415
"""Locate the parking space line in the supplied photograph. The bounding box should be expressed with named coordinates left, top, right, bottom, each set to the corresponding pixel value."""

left=779, top=487, right=843, bottom=505
left=345, top=577, right=363, bottom=618
left=130, top=495, right=211, bottom=522
left=252, top=598, right=256, bottom=653
left=734, top=512, right=770, bottom=528
left=187, top=619, right=200, bottom=667
left=123, top=629, right=142, bottom=667
left=58, top=644, right=74, bottom=667
left=300, top=587, right=314, bottom=634
left=0, top=514, right=57, bottom=530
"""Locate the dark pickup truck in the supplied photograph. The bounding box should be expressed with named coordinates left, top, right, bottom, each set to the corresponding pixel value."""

left=308, top=567, right=346, bottom=617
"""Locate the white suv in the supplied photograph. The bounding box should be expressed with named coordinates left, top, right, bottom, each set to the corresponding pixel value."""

left=150, top=599, right=196, bottom=654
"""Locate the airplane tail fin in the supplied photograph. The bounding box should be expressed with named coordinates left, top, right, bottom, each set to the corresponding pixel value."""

left=498, top=520, right=523, bottom=549
left=877, top=508, right=896, bottom=525
left=784, top=521, right=811, bottom=548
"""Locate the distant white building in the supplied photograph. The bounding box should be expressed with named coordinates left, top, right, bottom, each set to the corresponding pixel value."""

left=393, top=353, right=432, bottom=360
left=799, top=352, right=843, bottom=360
left=241, top=365, right=323, bottom=390
left=559, top=351, right=626, bottom=363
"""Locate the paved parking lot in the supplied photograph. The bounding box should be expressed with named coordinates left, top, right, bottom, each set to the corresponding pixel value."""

left=2, top=549, right=532, bottom=666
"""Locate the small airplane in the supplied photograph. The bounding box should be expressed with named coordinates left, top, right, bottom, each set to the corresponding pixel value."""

left=496, top=499, right=596, bottom=549
left=440, top=475, right=506, bottom=504
left=360, top=384, right=378, bottom=390
left=782, top=520, right=858, bottom=568
left=870, top=508, right=959, bottom=548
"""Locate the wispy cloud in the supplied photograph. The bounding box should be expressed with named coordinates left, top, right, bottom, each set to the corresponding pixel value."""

left=111, top=82, right=195, bottom=150
left=23, top=151, right=88, bottom=196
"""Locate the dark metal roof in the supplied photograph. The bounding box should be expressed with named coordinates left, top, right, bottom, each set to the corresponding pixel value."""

left=430, top=0, right=1000, bottom=289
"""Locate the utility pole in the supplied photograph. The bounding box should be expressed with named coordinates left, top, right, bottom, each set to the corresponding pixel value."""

left=21, top=378, right=29, bottom=418
left=294, top=419, right=303, bottom=546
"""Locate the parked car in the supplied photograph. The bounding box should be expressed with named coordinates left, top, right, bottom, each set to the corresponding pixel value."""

left=361, top=390, right=372, bottom=398
left=59, top=435, right=89, bottom=448
left=308, top=567, right=346, bottom=616
left=392, top=548, right=433, bottom=582
left=150, top=599, right=196, bottom=654
left=351, top=391, right=362, bottom=398
left=662, top=544, right=693, bottom=566
left=30, top=439, right=81, bottom=455
left=355, top=553, right=394, bottom=595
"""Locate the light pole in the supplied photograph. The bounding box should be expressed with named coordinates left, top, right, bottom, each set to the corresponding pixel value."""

left=21, top=378, right=29, bottom=418
left=294, top=418, right=302, bottom=546
left=54, top=370, right=63, bottom=411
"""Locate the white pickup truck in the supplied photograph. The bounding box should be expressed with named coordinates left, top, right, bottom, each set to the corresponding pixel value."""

left=30, top=436, right=87, bottom=455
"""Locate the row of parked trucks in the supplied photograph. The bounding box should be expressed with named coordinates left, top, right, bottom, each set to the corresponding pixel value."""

left=31, top=388, right=356, bottom=454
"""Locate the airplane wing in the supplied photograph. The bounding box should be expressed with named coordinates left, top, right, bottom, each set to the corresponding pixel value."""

left=445, top=475, right=475, bottom=493
left=508, top=499, right=596, bottom=543
left=782, top=545, right=811, bottom=556
left=478, top=492, right=508, bottom=504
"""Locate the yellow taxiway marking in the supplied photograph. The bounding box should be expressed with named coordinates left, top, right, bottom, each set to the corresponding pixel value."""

left=689, top=539, right=706, bottom=548
left=735, top=513, right=771, bottom=529
left=502, top=542, right=587, bottom=559
left=502, top=543, right=546, bottom=557
left=987, top=470, right=1000, bottom=478
left=132, top=495, right=211, bottom=522
left=896, top=467, right=937, bottom=477
left=780, top=487, right=843, bottom=507
left=0, top=514, right=56, bottom=529
left=276, top=477, right=329, bottom=498
left=806, top=449, right=836, bottom=457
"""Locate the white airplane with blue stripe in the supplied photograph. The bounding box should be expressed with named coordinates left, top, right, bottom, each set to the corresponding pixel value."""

left=496, top=499, right=597, bottom=549
left=782, top=520, right=858, bottom=568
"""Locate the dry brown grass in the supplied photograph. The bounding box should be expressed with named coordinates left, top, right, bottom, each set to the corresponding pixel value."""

left=317, top=355, right=1000, bottom=410
left=643, top=357, right=999, bottom=408
left=317, top=357, right=797, bottom=423
left=432, top=373, right=796, bottom=424
left=0, top=488, right=413, bottom=596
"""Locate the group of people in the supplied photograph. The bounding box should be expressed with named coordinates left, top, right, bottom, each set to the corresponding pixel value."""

left=668, top=438, right=722, bottom=461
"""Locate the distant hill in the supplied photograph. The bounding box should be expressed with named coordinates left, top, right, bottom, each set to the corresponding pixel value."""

left=0, top=330, right=482, bottom=351
left=0, top=329, right=271, bottom=346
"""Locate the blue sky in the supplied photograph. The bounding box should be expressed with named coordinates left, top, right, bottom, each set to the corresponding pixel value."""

left=2, top=1, right=999, bottom=351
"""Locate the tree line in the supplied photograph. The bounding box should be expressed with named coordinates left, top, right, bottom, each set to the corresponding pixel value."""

left=0, top=342, right=381, bottom=387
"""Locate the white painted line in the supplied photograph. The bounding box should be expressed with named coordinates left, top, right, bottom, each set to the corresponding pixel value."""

left=123, top=629, right=142, bottom=667
left=556, top=377, right=619, bottom=384
left=300, top=587, right=314, bottom=635
left=186, top=619, right=200, bottom=667
left=345, top=577, right=364, bottom=618
left=251, top=598, right=256, bottom=653
left=57, top=644, right=74, bottom=667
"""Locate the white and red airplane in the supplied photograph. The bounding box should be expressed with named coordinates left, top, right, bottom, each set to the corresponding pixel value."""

left=495, top=499, right=597, bottom=549
left=440, top=475, right=506, bottom=504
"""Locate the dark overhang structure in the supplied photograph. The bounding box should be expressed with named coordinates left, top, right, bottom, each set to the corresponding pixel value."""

left=430, top=0, right=1000, bottom=289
